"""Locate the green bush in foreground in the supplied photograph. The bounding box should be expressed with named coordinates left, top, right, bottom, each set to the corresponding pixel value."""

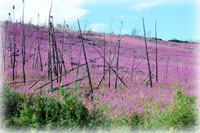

left=3, top=84, right=104, bottom=130
left=158, top=88, right=197, bottom=129
left=3, top=84, right=25, bottom=127
left=139, top=87, right=198, bottom=131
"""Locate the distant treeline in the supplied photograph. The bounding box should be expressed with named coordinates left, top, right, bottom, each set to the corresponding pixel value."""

left=168, top=39, right=199, bottom=44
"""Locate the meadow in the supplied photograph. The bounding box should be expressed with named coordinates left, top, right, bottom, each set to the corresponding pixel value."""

left=1, top=16, right=200, bottom=132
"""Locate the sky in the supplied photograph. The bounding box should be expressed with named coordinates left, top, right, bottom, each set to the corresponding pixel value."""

left=0, top=0, right=199, bottom=41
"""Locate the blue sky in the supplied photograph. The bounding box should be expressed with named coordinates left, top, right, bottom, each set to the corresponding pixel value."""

left=0, top=0, right=199, bottom=41
left=79, top=0, right=198, bottom=41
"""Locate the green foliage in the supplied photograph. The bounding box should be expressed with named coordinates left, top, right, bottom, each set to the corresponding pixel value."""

left=131, top=113, right=144, bottom=128
left=3, top=84, right=24, bottom=128
left=168, top=39, right=190, bottom=43
left=128, top=87, right=198, bottom=131
left=159, top=89, right=197, bottom=130
left=3, top=84, right=101, bottom=130
left=139, top=88, right=198, bottom=130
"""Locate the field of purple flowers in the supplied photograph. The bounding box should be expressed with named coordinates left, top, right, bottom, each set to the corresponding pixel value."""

left=1, top=21, right=200, bottom=131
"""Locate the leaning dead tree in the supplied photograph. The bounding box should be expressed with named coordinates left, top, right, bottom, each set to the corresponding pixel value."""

left=97, top=43, right=119, bottom=88
left=77, top=19, right=93, bottom=96
left=92, top=44, right=128, bottom=88
left=35, top=57, right=100, bottom=91
left=142, top=18, right=152, bottom=87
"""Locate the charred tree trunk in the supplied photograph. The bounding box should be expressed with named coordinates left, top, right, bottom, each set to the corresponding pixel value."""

left=22, top=0, right=26, bottom=83
left=77, top=19, right=93, bottom=97
left=131, top=47, right=136, bottom=83
left=92, top=44, right=128, bottom=88
left=108, top=19, right=113, bottom=88
left=155, top=20, right=158, bottom=83
left=103, top=33, right=106, bottom=81
left=12, top=5, right=16, bottom=82
left=115, top=21, right=123, bottom=89
left=48, top=0, right=53, bottom=90
left=142, top=18, right=152, bottom=87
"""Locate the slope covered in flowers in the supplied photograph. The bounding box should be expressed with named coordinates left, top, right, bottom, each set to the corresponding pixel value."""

left=1, top=22, right=199, bottom=130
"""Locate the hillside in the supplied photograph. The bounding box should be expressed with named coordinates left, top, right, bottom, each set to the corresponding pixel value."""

left=1, top=21, right=199, bottom=131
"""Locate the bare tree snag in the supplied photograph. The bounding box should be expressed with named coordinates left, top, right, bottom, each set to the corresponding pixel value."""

left=142, top=18, right=152, bottom=87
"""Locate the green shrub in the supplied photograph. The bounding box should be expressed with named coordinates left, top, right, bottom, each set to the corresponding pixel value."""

left=131, top=113, right=144, bottom=128
left=3, top=84, right=108, bottom=131
left=3, top=84, right=24, bottom=128
left=159, top=89, right=197, bottom=129
left=130, top=87, right=198, bottom=131
left=2, top=84, right=94, bottom=130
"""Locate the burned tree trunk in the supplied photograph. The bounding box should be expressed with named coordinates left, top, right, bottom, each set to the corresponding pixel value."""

left=142, top=18, right=152, bottom=87
left=103, top=33, right=106, bottom=81
left=92, top=44, right=128, bottom=88
left=155, top=20, right=158, bottom=83
left=21, top=0, right=26, bottom=83
left=48, top=0, right=53, bottom=90
left=77, top=19, right=93, bottom=96
left=115, top=21, right=123, bottom=89
left=108, top=19, right=113, bottom=88
left=12, top=5, right=16, bottom=82
left=131, top=47, right=136, bottom=83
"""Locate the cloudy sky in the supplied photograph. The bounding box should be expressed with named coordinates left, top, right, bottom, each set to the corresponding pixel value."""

left=0, top=0, right=199, bottom=41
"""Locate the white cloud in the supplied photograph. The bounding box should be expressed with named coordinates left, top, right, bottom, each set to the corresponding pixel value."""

left=0, top=0, right=89, bottom=25
left=87, top=23, right=108, bottom=32
left=128, top=1, right=160, bottom=11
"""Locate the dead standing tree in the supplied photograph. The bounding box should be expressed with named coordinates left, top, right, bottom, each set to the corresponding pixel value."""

left=52, top=21, right=63, bottom=83
left=48, top=18, right=64, bottom=89
left=21, top=0, right=26, bottom=83
left=131, top=47, right=136, bottom=83
left=48, top=0, right=53, bottom=90
left=60, top=21, right=65, bottom=76
left=2, top=21, right=9, bottom=71
left=7, top=13, right=13, bottom=68
left=155, top=20, right=158, bottom=83
left=12, top=5, right=17, bottom=82
left=37, top=14, right=43, bottom=71
left=143, top=18, right=153, bottom=87
left=103, top=33, right=106, bottom=81
left=32, top=14, right=43, bottom=71
left=108, top=18, right=113, bottom=87
left=115, top=21, right=123, bottom=89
